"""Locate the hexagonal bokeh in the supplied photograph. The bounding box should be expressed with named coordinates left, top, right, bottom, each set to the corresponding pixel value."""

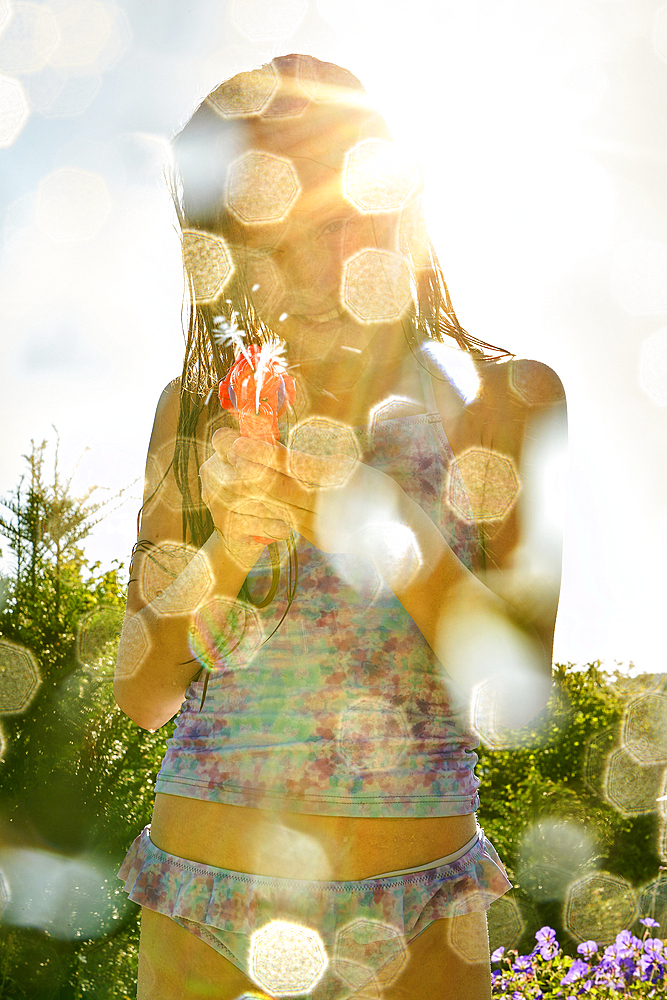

left=508, top=360, right=566, bottom=406
left=189, top=597, right=264, bottom=675
left=447, top=900, right=493, bottom=964
left=343, top=139, right=416, bottom=214
left=517, top=819, right=596, bottom=901
left=139, top=543, right=212, bottom=614
left=638, top=876, right=667, bottom=928
left=208, top=64, right=278, bottom=118
left=114, top=613, right=150, bottom=681
left=249, top=919, right=328, bottom=996
left=337, top=698, right=408, bottom=773
left=37, top=167, right=111, bottom=241
left=640, top=329, right=667, bottom=406
left=0, top=1, right=10, bottom=33
left=230, top=0, right=308, bottom=42
left=604, top=746, right=666, bottom=816
left=0, top=3, right=58, bottom=73
left=182, top=230, right=233, bottom=302
left=334, top=918, right=407, bottom=992
left=564, top=872, right=637, bottom=944
left=288, top=417, right=360, bottom=488
left=610, top=239, right=667, bottom=315
left=55, top=668, right=102, bottom=727
left=487, top=895, right=524, bottom=952
left=624, top=692, right=667, bottom=764
left=0, top=75, right=29, bottom=148
left=583, top=726, right=618, bottom=796
left=227, top=151, right=300, bottom=223
left=653, top=3, right=667, bottom=63
left=342, top=249, right=411, bottom=323
left=367, top=396, right=418, bottom=439
left=446, top=448, right=520, bottom=522
left=47, top=0, right=129, bottom=74
left=141, top=436, right=208, bottom=520
left=0, top=640, right=41, bottom=714
left=77, top=605, right=125, bottom=672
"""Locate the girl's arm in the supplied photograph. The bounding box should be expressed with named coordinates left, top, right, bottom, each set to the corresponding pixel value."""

left=113, top=381, right=290, bottom=731
left=224, top=359, right=567, bottom=726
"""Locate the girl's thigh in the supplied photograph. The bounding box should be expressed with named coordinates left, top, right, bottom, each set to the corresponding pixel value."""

left=379, top=910, right=491, bottom=1000
left=136, top=905, right=491, bottom=1000
left=137, top=906, right=270, bottom=1000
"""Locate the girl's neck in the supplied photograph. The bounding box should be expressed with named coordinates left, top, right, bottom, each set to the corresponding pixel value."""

left=289, top=328, right=427, bottom=427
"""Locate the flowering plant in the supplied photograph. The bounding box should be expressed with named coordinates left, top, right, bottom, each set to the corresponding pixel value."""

left=492, top=919, right=666, bottom=998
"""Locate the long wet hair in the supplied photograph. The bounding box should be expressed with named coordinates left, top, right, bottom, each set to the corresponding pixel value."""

left=169, top=53, right=511, bottom=552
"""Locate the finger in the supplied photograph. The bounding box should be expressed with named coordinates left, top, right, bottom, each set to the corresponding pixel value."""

left=228, top=455, right=313, bottom=515
left=231, top=437, right=355, bottom=488
left=212, top=427, right=240, bottom=453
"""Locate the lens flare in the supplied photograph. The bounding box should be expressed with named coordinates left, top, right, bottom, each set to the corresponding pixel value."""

left=182, top=230, right=233, bottom=302
left=603, top=747, right=666, bottom=817
left=189, top=597, right=264, bottom=676
left=288, top=417, right=360, bottom=488
left=37, top=167, right=111, bottom=241
left=140, top=543, right=213, bottom=615
left=334, top=918, right=408, bottom=991
left=446, top=447, right=521, bottom=523
left=0, top=639, right=41, bottom=714
left=517, top=819, right=596, bottom=901
left=487, top=895, right=524, bottom=953
left=114, top=613, right=150, bottom=681
left=564, top=872, right=637, bottom=944
left=0, top=847, right=132, bottom=939
left=0, top=75, right=29, bottom=147
left=337, top=698, right=409, bottom=773
left=208, top=65, right=278, bottom=117
left=249, top=919, right=328, bottom=996
left=508, top=360, right=566, bottom=406
left=342, top=249, right=411, bottom=323
left=227, top=151, right=300, bottom=223
left=77, top=605, right=124, bottom=670
left=623, top=692, right=667, bottom=764
left=343, top=139, right=416, bottom=213
left=0, top=4, right=58, bottom=73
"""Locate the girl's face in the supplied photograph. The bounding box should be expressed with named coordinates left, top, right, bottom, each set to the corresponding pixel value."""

left=227, top=124, right=412, bottom=364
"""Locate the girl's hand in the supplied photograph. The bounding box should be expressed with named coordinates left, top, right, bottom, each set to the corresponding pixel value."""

left=198, top=428, right=292, bottom=565
left=225, top=436, right=410, bottom=560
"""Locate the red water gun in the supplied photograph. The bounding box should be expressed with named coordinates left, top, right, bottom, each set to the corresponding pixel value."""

left=218, top=342, right=296, bottom=444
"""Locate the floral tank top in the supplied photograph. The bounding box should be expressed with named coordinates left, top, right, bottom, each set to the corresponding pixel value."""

left=155, top=394, right=482, bottom=818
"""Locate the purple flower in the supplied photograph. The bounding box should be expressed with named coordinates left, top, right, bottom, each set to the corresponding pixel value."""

left=534, top=925, right=559, bottom=960
left=560, top=958, right=590, bottom=985
left=644, top=938, right=665, bottom=958
left=512, top=954, right=534, bottom=973
left=491, top=946, right=505, bottom=963
left=577, top=939, right=598, bottom=959
left=640, top=917, right=660, bottom=928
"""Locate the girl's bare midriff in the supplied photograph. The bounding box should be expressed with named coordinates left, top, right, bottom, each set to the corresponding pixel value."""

left=150, top=792, right=477, bottom=881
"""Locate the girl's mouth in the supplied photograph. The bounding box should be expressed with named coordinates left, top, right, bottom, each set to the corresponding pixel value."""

left=295, top=308, right=343, bottom=324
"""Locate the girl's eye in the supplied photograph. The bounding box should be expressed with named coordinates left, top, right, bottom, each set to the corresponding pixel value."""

left=321, top=218, right=347, bottom=236
left=251, top=245, right=281, bottom=259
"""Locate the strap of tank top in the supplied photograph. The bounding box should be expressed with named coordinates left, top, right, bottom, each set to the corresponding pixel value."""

left=416, top=359, right=439, bottom=415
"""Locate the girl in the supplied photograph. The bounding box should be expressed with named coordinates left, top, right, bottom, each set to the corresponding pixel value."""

left=116, top=54, right=566, bottom=1000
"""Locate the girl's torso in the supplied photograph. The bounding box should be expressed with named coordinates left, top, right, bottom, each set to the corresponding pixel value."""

left=151, top=356, right=481, bottom=881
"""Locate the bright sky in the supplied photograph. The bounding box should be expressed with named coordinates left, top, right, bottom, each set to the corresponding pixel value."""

left=1, top=0, right=666, bottom=676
